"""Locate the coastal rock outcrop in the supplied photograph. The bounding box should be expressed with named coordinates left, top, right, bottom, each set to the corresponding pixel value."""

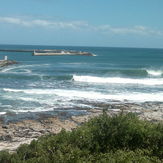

left=0, top=102, right=163, bottom=152
left=0, top=60, right=18, bottom=67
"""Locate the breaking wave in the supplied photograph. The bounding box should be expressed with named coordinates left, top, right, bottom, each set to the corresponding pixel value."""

left=73, top=75, right=163, bottom=85
left=146, top=70, right=163, bottom=77
left=3, top=88, right=163, bottom=102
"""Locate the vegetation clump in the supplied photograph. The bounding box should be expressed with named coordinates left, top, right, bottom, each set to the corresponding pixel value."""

left=0, top=111, right=163, bottom=162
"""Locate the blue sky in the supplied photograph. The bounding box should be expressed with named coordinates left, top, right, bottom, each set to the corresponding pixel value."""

left=0, top=0, right=163, bottom=48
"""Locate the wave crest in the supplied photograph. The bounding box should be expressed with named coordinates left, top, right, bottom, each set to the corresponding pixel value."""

left=146, top=70, right=162, bottom=76
left=3, top=88, right=163, bottom=102
left=73, top=75, right=163, bottom=85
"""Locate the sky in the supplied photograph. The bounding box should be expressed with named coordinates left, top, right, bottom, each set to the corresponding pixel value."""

left=0, top=0, right=163, bottom=48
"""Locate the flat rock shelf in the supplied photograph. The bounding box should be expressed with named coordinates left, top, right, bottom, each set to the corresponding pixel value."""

left=0, top=102, right=163, bottom=152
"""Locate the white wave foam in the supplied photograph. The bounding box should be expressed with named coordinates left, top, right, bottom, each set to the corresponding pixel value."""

left=0, top=112, right=6, bottom=115
left=1, top=65, right=32, bottom=74
left=0, top=105, right=12, bottom=108
left=11, top=107, right=54, bottom=113
left=19, top=69, right=32, bottom=73
left=61, top=62, right=86, bottom=65
left=3, top=88, right=163, bottom=102
left=0, top=63, right=50, bottom=73
left=2, top=94, right=57, bottom=107
left=4, top=88, right=24, bottom=93
left=1, top=66, right=17, bottom=73
left=19, top=97, right=38, bottom=102
left=73, top=75, right=163, bottom=85
left=53, top=90, right=163, bottom=102
left=4, top=88, right=58, bottom=94
left=146, top=70, right=162, bottom=76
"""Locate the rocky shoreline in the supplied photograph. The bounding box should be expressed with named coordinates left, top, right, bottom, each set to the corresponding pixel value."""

left=0, top=60, right=18, bottom=67
left=0, top=102, right=163, bottom=152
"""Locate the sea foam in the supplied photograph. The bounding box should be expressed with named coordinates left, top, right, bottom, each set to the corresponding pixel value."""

left=146, top=70, right=162, bottom=76
left=73, top=75, right=163, bottom=85
left=3, top=88, right=163, bottom=102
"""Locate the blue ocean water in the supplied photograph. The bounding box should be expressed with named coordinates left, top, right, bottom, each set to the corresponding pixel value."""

left=0, top=45, right=163, bottom=117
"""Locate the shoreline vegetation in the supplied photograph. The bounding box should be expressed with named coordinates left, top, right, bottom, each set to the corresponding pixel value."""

left=0, top=109, right=163, bottom=162
left=0, top=102, right=163, bottom=153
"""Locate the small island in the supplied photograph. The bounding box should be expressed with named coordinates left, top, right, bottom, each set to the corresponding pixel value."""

left=0, top=56, right=18, bottom=67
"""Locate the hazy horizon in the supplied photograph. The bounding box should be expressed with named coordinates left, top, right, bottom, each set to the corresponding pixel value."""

left=0, top=43, right=163, bottom=50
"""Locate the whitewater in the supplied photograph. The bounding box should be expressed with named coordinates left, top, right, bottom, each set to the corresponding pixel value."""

left=73, top=75, right=163, bottom=85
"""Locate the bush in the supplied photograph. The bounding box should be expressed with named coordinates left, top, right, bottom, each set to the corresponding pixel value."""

left=0, top=111, right=163, bottom=162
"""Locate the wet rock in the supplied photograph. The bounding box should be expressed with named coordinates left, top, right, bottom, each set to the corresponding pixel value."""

left=0, top=60, right=18, bottom=67
left=0, top=134, right=12, bottom=141
left=2, top=125, right=8, bottom=129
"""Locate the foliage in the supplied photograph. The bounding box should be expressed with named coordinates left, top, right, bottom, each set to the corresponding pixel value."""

left=0, top=111, right=163, bottom=162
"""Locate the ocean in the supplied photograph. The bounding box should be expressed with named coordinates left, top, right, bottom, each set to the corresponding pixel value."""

left=0, top=45, right=163, bottom=120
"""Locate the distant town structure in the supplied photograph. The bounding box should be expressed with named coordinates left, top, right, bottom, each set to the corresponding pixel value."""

left=0, top=56, right=8, bottom=61
left=4, top=56, right=8, bottom=60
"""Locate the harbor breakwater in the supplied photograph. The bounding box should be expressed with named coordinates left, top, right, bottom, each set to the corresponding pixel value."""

left=0, top=49, right=94, bottom=56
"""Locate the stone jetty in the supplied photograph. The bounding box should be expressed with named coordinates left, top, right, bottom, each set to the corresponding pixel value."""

left=0, top=56, right=18, bottom=67
left=33, top=50, right=94, bottom=56
left=0, top=49, right=95, bottom=56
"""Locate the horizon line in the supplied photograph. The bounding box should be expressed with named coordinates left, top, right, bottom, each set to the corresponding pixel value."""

left=0, top=43, right=163, bottom=50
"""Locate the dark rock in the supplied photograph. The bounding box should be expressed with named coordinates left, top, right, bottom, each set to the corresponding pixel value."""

left=0, top=135, right=12, bottom=141
left=0, top=60, right=18, bottom=67
left=2, top=125, right=8, bottom=129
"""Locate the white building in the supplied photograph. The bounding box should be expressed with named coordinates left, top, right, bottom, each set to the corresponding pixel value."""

left=4, top=56, right=8, bottom=60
